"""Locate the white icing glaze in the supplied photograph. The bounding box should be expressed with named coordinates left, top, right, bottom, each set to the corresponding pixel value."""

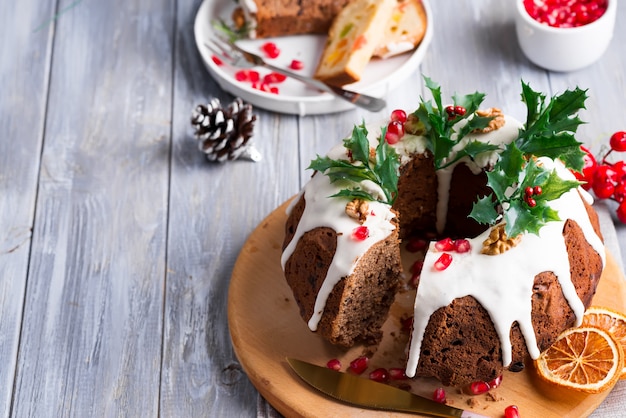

left=405, top=159, right=605, bottom=377
left=281, top=141, right=396, bottom=331
left=281, top=114, right=605, bottom=380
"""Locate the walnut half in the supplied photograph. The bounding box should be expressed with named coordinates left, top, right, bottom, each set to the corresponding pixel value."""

left=345, top=198, right=370, bottom=224
left=473, top=107, right=505, bottom=134
left=481, top=224, right=521, bottom=255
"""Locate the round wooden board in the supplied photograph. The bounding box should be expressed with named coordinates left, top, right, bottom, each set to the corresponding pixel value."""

left=228, top=199, right=626, bottom=418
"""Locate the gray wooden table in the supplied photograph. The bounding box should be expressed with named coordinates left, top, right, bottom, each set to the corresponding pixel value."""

left=2, top=0, right=626, bottom=417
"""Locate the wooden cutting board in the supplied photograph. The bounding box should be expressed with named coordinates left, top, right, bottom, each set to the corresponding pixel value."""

left=229, top=199, right=626, bottom=418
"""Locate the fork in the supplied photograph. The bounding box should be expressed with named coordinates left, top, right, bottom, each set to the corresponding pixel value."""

left=205, top=36, right=387, bottom=112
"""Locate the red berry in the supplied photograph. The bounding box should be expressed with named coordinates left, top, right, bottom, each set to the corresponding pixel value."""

left=526, top=197, right=537, bottom=207
left=445, top=105, right=455, bottom=118
left=434, top=253, right=453, bottom=271
left=533, top=185, right=542, bottom=195
left=617, top=201, right=626, bottom=223
left=454, top=105, right=466, bottom=116
left=454, top=239, right=471, bottom=253
left=435, top=237, right=455, bottom=251
left=368, top=368, right=389, bottom=383
left=352, top=226, right=369, bottom=241
left=390, top=109, right=407, bottom=123
left=385, top=120, right=405, bottom=144
left=326, top=358, right=341, bottom=371
left=612, top=161, right=626, bottom=182
left=614, top=182, right=626, bottom=203
left=524, top=186, right=533, bottom=197
left=504, top=405, right=520, bottom=418
left=432, top=387, right=446, bottom=403
left=610, top=131, right=626, bottom=152
left=468, top=380, right=490, bottom=395
left=261, top=41, right=280, bottom=58
left=406, top=237, right=428, bottom=252
left=289, top=59, right=304, bottom=70
left=389, top=368, right=408, bottom=380
left=593, top=165, right=617, bottom=199
left=349, top=356, right=369, bottom=375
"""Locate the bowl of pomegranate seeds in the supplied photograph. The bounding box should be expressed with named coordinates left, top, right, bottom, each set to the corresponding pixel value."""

left=515, top=0, right=616, bottom=72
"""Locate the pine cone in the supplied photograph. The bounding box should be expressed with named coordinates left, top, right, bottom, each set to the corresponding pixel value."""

left=191, top=97, right=258, bottom=162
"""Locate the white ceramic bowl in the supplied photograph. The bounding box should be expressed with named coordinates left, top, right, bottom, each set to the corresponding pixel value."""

left=515, top=0, right=616, bottom=72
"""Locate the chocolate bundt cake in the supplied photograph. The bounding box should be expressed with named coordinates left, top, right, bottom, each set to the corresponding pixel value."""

left=281, top=80, right=605, bottom=387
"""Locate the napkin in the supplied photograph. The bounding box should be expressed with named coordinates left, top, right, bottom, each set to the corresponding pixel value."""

left=257, top=203, right=625, bottom=418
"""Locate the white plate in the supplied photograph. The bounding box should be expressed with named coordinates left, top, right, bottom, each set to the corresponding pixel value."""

left=193, top=0, right=433, bottom=115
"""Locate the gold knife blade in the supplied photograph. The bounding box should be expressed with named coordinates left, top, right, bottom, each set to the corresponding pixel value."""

left=286, top=358, right=490, bottom=418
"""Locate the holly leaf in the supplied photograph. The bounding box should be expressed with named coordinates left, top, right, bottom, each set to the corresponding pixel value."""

left=469, top=195, right=499, bottom=225
left=535, top=169, right=582, bottom=202
left=308, top=122, right=400, bottom=204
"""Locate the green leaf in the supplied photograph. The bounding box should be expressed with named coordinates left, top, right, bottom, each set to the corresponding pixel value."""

left=345, top=123, right=371, bottom=164
left=535, top=169, right=582, bottom=201
left=469, top=195, right=499, bottom=225
left=504, top=200, right=545, bottom=237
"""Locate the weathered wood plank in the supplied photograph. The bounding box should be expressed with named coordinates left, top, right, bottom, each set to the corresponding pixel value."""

left=11, top=0, right=174, bottom=416
left=159, top=1, right=300, bottom=415
left=0, top=1, right=57, bottom=415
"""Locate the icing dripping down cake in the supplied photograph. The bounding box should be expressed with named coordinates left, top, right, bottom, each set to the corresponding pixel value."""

left=280, top=81, right=605, bottom=386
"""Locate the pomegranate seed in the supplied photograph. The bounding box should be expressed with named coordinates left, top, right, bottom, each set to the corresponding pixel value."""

left=211, top=55, right=223, bottom=66
left=289, top=59, right=304, bottom=70
left=432, top=387, right=446, bottom=403
left=400, top=316, right=413, bottom=332
left=488, top=374, right=503, bottom=389
left=406, top=237, right=428, bottom=252
left=389, top=368, right=407, bottom=380
left=368, top=368, right=389, bottom=383
left=524, top=0, right=607, bottom=27
left=410, top=270, right=421, bottom=287
left=261, top=41, right=280, bottom=58
left=385, top=120, right=405, bottom=144
left=352, top=225, right=369, bottom=241
left=234, top=69, right=260, bottom=82
left=349, top=356, right=369, bottom=375
left=610, top=131, right=626, bottom=152
left=434, top=253, right=453, bottom=271
left=263, top=72, right=287, bottom=84
left=390, top=109, right=407, bottom=123
left=454, top=239, right=471, bottom=253
left=504, top=405, right=520, bottom=418
left=468, top=380, right=491, bottom=395
left=326, top=358, right=341, bottom=371
left=410, top=260, right=424, bottom=275
left=617, top=201, right=626, bottom=223
left=435, top=237, right=455, bottom=251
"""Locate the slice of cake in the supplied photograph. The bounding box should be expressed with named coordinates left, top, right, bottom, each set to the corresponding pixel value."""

left=313, top=0, right=396, bottom=86
left=372, top=0, right=428, bottom=58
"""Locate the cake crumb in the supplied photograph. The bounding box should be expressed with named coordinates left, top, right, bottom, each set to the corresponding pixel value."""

left=486, top=391, right=504, bottom=402
left=467, top=397, right=480, bottom=408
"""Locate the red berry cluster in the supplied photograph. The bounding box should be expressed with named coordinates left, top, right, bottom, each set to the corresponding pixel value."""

left=523, top=185, right=543, bottom=207
left=523, top=0, right=608, bottom=28
left=574, top=131, right=626, bottom=223
left=445, top=105, right=467, bottom=120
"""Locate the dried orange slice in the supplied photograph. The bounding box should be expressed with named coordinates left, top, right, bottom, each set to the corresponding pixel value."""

left=581, top=306, right=626, bottom=378
left=535, top=326, right=624, bottom=393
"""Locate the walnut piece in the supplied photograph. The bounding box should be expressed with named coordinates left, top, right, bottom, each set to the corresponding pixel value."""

left=345, top=198, right=370, bottom=224
left=481, top=224, right=521, bottom=255
left=473, top=107, right=505, bottom=133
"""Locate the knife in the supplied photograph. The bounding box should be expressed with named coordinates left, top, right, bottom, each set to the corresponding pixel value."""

left=286, top=358, right=490, bottom=418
